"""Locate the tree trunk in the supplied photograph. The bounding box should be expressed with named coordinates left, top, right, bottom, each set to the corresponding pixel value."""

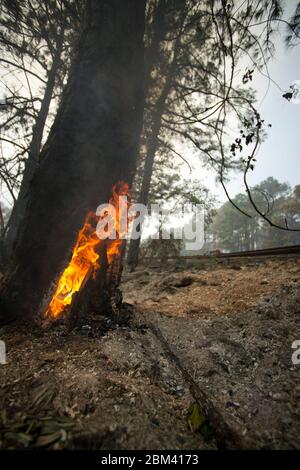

left=127, top=17, right=184, bottom=269
left=3, top=33, right=64, bottom=262
left=0, top=0, right=146, bottom=324
left=144, top=0, right=168, bottom=92
left=0, top=202, right=5, bottom=268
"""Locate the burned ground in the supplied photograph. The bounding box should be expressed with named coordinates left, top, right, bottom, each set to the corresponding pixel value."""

left=122, top=256, right=300, bottom=317
left=0, top=256, right=299, bottom=449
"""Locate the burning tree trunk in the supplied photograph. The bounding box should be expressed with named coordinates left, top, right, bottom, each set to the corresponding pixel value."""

left=43, top=181, right=130, bottom=321
left=0, top=0, right=146, bottom=324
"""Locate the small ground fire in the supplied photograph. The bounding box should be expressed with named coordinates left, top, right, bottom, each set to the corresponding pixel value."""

left=45, top=181, right=130, bottom=318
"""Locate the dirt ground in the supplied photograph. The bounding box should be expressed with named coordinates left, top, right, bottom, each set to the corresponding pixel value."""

left=0, top=256, right=299, bottom=449
left=122, top=256, right=300, bottom=317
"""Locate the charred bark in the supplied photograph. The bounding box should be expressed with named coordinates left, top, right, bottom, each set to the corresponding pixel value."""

left=67, top=239, right=127, bottom=330
left=0, top=0, right=146, bottom=324
left=0, top=202, right=5, bottom=267
left=66, top=242, right=110, bottom=328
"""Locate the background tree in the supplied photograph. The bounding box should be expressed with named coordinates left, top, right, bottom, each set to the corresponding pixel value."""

left=136, top=151, right=216, bottom=261
left=209, top=178, right=300, bottom=251
left=127, top=0, right=188, bottom=268
left=0, top=0, right=83, bottom=262
left=128, top=0, right=300, bottom=269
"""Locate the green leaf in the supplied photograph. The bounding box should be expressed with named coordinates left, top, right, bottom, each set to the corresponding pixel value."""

left=187, top=403, right=206, bottom=432
left=187, top=403, right=214, bottom=442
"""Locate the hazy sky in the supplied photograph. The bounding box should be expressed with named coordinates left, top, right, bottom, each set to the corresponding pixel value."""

left=185, top=0, right=300, bottom=205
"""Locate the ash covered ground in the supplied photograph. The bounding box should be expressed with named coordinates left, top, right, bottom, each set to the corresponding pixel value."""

left=0, top=256, right=299, bottom=449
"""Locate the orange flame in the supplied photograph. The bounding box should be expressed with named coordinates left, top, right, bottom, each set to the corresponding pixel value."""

left=45, top=182, right=130, bottom=318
